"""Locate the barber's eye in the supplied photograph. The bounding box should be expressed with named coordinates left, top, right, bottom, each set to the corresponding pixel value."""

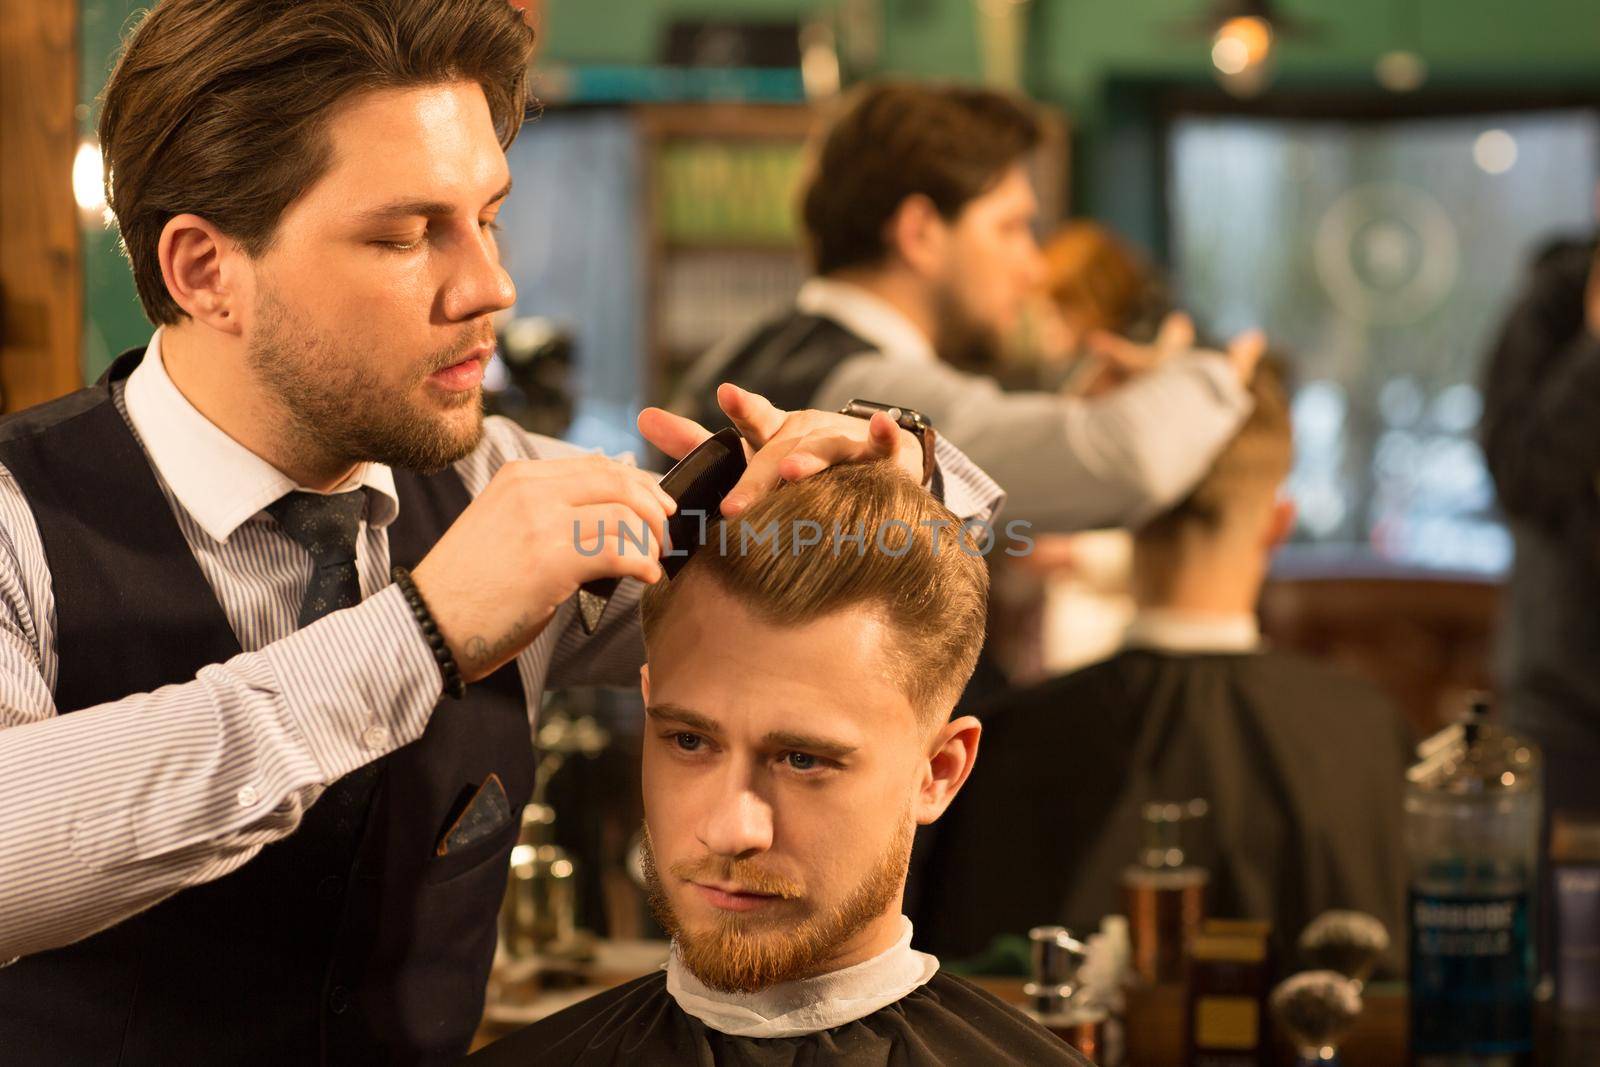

left=673, top=733, right=702, bottom=752
left=375, top=237, right=423, bottom=252
left=783, top=752, right=819, bottom=771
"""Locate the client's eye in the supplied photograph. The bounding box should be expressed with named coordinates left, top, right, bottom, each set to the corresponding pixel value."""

left=673, top=732, right=703, bottom=752
left=783, top=752, right=819, bottom=772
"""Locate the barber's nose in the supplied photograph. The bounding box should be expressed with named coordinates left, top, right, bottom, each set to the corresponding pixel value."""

left=443, top=230, right=516, bottom=322
left=698, top=787, right=774, bottom=860
left=1022, top=239, right=1047, bottom=287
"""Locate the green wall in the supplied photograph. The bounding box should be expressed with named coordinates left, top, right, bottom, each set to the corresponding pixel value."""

left=80, top=0, right=148, bottom=380
left=536, top=0, right=1600, bottom=90
left=79, top=0, right=1600, bottom=376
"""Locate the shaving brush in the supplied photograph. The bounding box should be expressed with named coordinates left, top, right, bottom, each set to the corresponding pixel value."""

left=1298, top=910, right=1389, bottom=989
left=1269, top=970, right=1362, bottom=1066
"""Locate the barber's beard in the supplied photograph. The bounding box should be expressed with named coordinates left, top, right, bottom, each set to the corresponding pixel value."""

left=246, top=285, right=488, bottom=473
left=643, top=815, right=914, bottom=995
left=931, top=280, right=1004, bottom=374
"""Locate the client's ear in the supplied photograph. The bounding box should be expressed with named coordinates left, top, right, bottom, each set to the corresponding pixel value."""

left=914, top=716, right=981, bottom=826
left=639, top=664, right=651, bottom=705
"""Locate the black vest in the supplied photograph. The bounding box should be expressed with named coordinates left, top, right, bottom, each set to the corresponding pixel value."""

left=677, top=311, right=874, bottom=429
left=0, top=350, right=534, bottom=1065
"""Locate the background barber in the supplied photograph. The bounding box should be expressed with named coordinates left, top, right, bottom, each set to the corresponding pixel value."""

left=675, top=80, right=1264, bottom=535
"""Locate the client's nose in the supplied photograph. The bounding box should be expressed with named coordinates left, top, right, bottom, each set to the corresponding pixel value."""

left=698, top=787, right=774, bottom=860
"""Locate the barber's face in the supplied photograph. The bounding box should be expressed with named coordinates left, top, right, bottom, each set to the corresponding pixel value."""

left=239, top=81, right=516, bottom=471
left=933, top=164, right=1044, bottom=364
left=639, top=580, right=931, bottom=993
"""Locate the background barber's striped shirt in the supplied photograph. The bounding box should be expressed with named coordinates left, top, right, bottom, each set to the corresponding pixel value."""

left=0, top=358, right=1001, bottom=963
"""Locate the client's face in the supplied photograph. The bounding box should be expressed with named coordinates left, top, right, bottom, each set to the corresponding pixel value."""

left=639, top=581, right=929, bottom=994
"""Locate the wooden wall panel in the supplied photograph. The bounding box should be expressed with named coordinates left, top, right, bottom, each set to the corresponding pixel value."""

left=1259, top=575, right=1501, bottom=739
left=0, top=0, right=83, bottom=412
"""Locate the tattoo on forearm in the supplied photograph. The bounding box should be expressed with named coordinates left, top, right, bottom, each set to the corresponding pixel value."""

left=463, top=611, right=537, bottom=670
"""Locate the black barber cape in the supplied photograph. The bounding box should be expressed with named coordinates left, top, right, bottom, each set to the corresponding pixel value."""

left=913, top=648, right=1413, bottom=976
left=467, top=970, right=1090, bottom=1066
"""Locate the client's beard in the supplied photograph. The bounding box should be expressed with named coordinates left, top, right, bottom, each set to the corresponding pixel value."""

left=246, top=283, right=489, bottom=474
left=642, top=816, right=914, bottom=994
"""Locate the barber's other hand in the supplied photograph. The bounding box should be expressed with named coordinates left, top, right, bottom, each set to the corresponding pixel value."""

left=638, top=383, right=922, bottom=517
left=410, top=455, right=675, bottom=682
left=1087, top=312, right=1266, bottom=387
left=1086, top=312, right=1193, bottom=379
left=1224, top=329, right=1267, bottom=384
left=1080, top=312, right=1192, bottom=392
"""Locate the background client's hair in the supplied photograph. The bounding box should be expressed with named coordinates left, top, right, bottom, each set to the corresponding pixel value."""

left=98, top=0, right=535, bottom=325
left=1138, top=357, right=1294, bottom=545
left=641, top=461, right=990, bottom=725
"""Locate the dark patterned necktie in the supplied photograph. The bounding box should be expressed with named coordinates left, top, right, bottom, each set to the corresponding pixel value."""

left=267, top=489, right=379, bottom=838
left=267, top=489, right=368, bottom=630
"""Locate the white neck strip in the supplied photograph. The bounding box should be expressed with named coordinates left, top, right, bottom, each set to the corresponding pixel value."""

left=664, top=916, right=940, bottom=1038
left=1123, top=608, right=1261, bottom=655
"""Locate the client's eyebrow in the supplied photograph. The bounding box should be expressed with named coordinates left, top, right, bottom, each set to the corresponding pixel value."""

left=646, top=704, right=858, bottom=761
left=354, top=177, right=514, bottom=224
left=646, top=703, right=723, bottom=737
left=762, top=731, right=858, bottom=761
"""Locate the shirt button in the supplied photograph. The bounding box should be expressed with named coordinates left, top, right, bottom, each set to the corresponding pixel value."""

left=316, top=875, right=343, bottom=902
left=327, top=985, right=350, bottom=1015
left=360, top=725, right=390, bottom=751
left=236, top=786, right=259, bottom=808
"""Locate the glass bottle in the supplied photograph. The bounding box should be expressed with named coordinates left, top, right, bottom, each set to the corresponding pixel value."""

left=1406, top=696, right=1541, bottom=1066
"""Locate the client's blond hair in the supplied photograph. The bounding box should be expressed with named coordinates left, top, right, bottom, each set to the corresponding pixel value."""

left=641, top=461, right=989, bottom=724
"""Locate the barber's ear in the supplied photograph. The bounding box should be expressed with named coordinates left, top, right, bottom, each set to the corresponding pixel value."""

left=158, top=213, right=248, bottom=336
left=914, top=715, right=981, bottom=826
left=885, top=193, right=948, bottom=278
left=639, top=663, right=651, bottom=706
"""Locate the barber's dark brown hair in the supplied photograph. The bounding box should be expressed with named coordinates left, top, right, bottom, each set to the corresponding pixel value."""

left=799, top=81, right=1042, bottom=276
left=99, top=0, right=535, bottom=325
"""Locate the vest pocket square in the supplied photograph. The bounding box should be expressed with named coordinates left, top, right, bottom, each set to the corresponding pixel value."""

left=436, top=773, right=512, bottom=856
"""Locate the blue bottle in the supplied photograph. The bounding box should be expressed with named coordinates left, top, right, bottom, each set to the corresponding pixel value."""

left=1406, top=696, right=1541, bottom=1066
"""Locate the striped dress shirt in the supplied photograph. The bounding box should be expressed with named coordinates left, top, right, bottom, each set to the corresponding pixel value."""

left=0, top=331, right=1003, bottom=963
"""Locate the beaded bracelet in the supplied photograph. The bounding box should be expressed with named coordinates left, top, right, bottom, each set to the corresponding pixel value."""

left=392, top=566, right=466, bottom=700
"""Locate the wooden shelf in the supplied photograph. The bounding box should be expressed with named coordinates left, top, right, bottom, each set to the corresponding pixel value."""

left=634, top=101, right=819, bottom=411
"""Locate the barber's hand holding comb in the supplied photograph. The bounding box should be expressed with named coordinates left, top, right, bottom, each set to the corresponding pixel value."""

left=639, top=381, right=926, bottom=517
left=412, top=455, right=675, bottom=682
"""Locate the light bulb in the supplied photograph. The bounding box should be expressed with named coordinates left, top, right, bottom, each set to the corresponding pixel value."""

left=1211, top=15, right=1274, bottom=97
left=1473, top=129, right=1518, bottom=175
left=72, top=139, right=109, bottom=222
left=1375, top=50, right=1427, bottom=92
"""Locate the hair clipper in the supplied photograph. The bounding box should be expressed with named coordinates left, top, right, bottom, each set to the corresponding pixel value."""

left=575, top=427, right=747, bottom=634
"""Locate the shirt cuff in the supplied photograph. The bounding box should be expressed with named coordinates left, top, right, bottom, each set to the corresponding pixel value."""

left=932, top=433, right=1005, bottom=525
left=265, top=582, right=443, bottom=783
